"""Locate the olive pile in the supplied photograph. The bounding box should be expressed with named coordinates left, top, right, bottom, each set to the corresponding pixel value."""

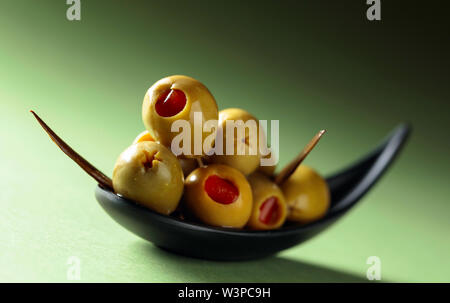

left=112, top=75, right=330, bottom=230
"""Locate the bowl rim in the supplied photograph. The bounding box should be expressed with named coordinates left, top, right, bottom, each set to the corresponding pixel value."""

left=96, top=185, right=341, bottom=237
left=96, top=124, right=411, bottom=239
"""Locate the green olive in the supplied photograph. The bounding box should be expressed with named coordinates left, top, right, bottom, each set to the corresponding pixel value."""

left=112, top=141, right=184, bottom=215
left=280, top=165, right=330, bottom=224
left=142, top=75, right=218, bottom=157
left=184, top=164, right=253, bottom=228
left=206, top=108, right=262, bottom=175
left=133, top=130, right=197, bottom=177
left=247, top=172, right=287, bottom=230
left=132, top=130, right=155, bottom=144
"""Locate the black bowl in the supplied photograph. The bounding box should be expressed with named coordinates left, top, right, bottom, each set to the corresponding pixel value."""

left=95, top=124, right=410, bottom=261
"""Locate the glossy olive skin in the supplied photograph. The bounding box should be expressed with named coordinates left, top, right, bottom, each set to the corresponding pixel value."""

left=133, top=130, right=197, bottom=177
left=142, top=75, right=218, bottom=157
left=184, top=164, right=252, bottom=228
left=207, top=108, right=262, bottom=175
left=280, top=165, right=330, bottom=224
left=112, top=141, right=184, bottom=215
left=247, top=172, right=287, bottom=230
left=132, top=130, right=155, bottom=144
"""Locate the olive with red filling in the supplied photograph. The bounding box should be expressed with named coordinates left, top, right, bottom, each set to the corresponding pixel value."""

left=246, top=172, right=287, bottom=230
left=142, top=75, right=218, bottom=158
left=184, top=164, right=253, bottom=228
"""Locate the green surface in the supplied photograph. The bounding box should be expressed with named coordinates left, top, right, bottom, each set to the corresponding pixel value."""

left=1, top=0, right=449, bottom=282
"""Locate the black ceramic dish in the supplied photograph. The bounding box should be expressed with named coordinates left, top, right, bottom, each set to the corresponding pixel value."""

left=95, top=124, right=410, bottom=261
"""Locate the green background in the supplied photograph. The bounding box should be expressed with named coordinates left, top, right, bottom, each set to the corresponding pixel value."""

left=1, top=0, right=449, bottom=282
